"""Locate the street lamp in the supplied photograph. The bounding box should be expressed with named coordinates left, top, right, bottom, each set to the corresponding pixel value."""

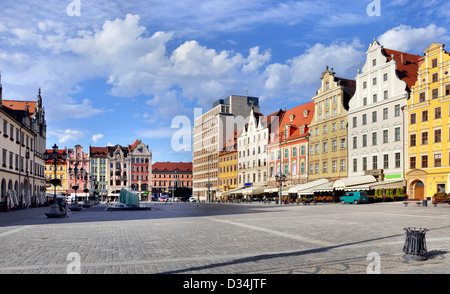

left=275, top=173, right=287, bottom=205
left=44, top=144, right=67, bottom=218
left=69, top=162, right=83, bottom=211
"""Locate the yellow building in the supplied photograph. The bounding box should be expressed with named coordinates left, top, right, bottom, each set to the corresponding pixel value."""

left=405, top=43, right=450, bottom=200
left=309, top=66, right=355, bottom=181
left=218, top=130, right=240, bottom=201
left=44, top=149, right=68, bottom=196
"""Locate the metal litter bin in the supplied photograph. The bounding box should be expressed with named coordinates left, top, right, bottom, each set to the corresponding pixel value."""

left=422, top=200, right=427, bottom=207
left=403, top=228, right=428, bottom=261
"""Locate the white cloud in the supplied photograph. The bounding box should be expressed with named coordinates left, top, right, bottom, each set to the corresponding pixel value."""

left=92, top=134, right=104, bottom=143
left=378, top=24, right=449, bottom=53
left=48, top=129, right=85, bottom=144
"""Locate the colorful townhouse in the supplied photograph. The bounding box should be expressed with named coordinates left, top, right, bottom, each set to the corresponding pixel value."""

left=44, top=148, right=68, bottom=196
left=308, top=66, right=355, bottom=182
left=405, top=43, right=450, bottom=200
left=347, top=39, right=419, bottom=189
left=217, top=129, right=240, bottom=200
left=267, top=102, right=315, bottom=199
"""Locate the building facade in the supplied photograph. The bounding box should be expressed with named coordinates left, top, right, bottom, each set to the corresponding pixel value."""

left=89, top=146, right=108, bottom=198
left=107, top=144, right=130, bottom=196
left=192, top=95, right=259, bottom=202
left=218, top=129, right=240, bottom=200
left=152, top=162, right=192, bottom=198
left=67, top=144, right=90, bottom=200
left=237, top=106, right=268, bottom=192
left=405, top=43, right=450, bottom=200
left=129, top=140, right=152, bottom=201
left=347, top=39, right=419, bottom=184
left=267, top=102, right=315, bottom=194
left=1, top=84, right=47, bottom=210
left=44, top=148, right=68, bottom=196
left=308, top=66, right=355, bottom=182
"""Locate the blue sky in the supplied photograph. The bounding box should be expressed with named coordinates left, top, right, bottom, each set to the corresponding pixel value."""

left=1, top=0, right=450, bottom=163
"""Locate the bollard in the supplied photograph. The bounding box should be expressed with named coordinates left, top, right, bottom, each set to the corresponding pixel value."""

left=403, top=228, right=428, bottom=261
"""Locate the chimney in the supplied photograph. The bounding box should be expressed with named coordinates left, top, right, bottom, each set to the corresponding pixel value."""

left=401, top=53, right=405, bottom=65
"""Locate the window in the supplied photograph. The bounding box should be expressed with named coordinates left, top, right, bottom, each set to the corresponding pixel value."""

left=422, top=110, right=428, bottom=122
left=293, top=147, right=297, bottom=157
left=410, top=157, right=416, bottom=169
left=332, top=160, right=337, bottom=172
left=340, top=138, right=346, bottom=149
left=384, top=90, right=388, bottom=100
left=422, top=132, right=428, bottom=145
left=373, top=77, right=377, bottom=85
left=363, top=81, right=367, bottom=89
left=410, top=113, right=416, bottom=124
left=435, top=129, right=442, bottom=143
left=372, top=155, right=378, bottom=170
left=410, top=134, right=416, bottom=147
left=300, top=146, right=305, bottom=156
left=362, top=157, right=367, bottom=171
left=362, top=114, right=367, bottom=125
left=372, top=111, right=377, bottom=123
left=353, top=158, right=357, bottom=172
left=362, top=134, right=367, bottom=147
left=363, top=97, right=367, bottom=106
left=383, top=130, right=389, bottom=143
left=383, top=73, right=388, bottom=81
left=373, top=94, right=377, bottom=103
left=434, top=153, right=442, bottom=167
left=395, top=105, right=400, bottom=117
left=446, top=85, right=450, bottom=96
left=432, top=58, right=438, bottom=68
left=395, top=153, right=401, bottom=168
left=383, top=154, right=389, bottom=169
left=373, top=59, right=377, bottom=66
left=421, top=155, right=428, bottom=168
left=352, top=117, right=357, bottom=128
left=432, top=73, right=439, bottom=83
left=341, top=159, right=346, bottom=171
left=323, top=142, right=328, bottom=152
left=383, top=108, right=388, bottom=120
left=284, top=149, right=288, bottom=159
left=353, top=137, right=357, bottom=149
left=372, top=132, right=377, bottom=145
left=323, top=162, right=327, bottom=173
left=432, top=88, right=439, bottom=99
left=332, top=140, right=337, bottom=151
left=395, top=127, right=401, bottom=141
left=419, top=92, right=426, bottom=102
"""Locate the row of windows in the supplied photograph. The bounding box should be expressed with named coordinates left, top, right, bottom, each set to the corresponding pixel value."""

left=269, top=146, right=306, bottom=161
left=416, top=85, right=450, bottom=102
left=269, top=162, right=305, bottom=177
left=311, top=138, right=346, bottom=154
left=239, top=132, right=268, bottom=146
left=409, top=154, right=446, bottom=169
left=239, top=172, right=267, bottom=184
left=311, top=120, right=346, bottom=137
left=309, top=159, right=346, bottom=174
left=352, top=104, right=401, bottom=128
left=410, top=106, right=448, bottom=124
left=352, top=128, right=401, bottom=148
left=409, top=129, right=447, bottom=146
left=2, top=119, right=34, bottom=149
left=153, top=180, right=190, bottom=187
left=352, top=153, right=401, bottom=172
left=1, top=149, right=44, bottom=177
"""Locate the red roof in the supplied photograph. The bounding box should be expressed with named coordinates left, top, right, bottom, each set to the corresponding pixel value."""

left=2, top=100, right=37, bottom=114
left=128, top=139, right=140, bottom=151
left=89, top=146, right=108, bottom=157
left=152, top=162, right=192, bottom=172
left=44, top=149, right=67, bottom=164
left=383, top=48, right=420, bottom=89
left=270, top=101, right=315, bottom=143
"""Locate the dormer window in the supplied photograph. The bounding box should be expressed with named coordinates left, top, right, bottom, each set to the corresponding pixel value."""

left=289, top=115, right=294, bottom=122
left=303, top=110, right=309, bottom=118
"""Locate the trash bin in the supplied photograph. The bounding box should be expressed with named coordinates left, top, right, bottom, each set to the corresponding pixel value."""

left=422, top=200, right=427, bottom=207
left=403, top=227, right=428, bottom=261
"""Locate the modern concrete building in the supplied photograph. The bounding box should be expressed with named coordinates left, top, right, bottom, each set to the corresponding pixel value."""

left=347, top=39, right=419, bottom=187
left=192, top=95, right=259, bottom=202
left=405, top=43, right=450, bottom=200
left=0, top=83, right=47, bottom=211
left=308, top=66, right=355, bottom=182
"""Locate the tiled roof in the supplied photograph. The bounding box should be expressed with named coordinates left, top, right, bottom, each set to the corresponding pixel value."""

left=152, top=162, right=192, bottom=172
left=270, top=101, right=315, bottom=143
left=89, top=146, right=108, bottom=157
left=44, top=149, right=67, bottom=164
left=2, top=100, right=37, bottom=114
left=128, top=139, right=140, bottom=151
left=383, top=48, right=420, bottom=89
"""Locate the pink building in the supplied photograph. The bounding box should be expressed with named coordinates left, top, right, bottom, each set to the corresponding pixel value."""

left=67, top=145, right=90, bottom=200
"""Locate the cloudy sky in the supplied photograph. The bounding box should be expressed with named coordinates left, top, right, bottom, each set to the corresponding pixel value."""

left=1, top=0, right=449, bottom=162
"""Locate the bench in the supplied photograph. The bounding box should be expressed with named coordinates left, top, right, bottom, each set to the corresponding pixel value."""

left=432, top=198, right=450, bottom=207
left=403, top=199, right=422, bottom=207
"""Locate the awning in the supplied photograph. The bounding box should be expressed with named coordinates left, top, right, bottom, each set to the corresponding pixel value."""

left=242, top=186, right=266, bottom=195
left=333, top=175, right=377, bottom=190
left=222, top=187, right=244, bottom=196
left=285, top=179, right=329, bottom=195
left=311, top=181, right=335, bottom=192
left=265, top=186, right=292, bottom=194
left=368, top=180, right=406, bottom=189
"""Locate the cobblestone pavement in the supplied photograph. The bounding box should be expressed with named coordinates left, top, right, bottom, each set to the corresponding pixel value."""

left=0, top=201, right=449, bottom=274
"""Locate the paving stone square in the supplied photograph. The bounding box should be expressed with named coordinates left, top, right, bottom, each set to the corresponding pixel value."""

left=0, top=201, right=449, bottom=275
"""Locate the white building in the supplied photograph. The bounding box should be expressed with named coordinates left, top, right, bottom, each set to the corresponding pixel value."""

left=1, top=81, right=47, bottom=210
left=347, top=39, right=419, bottom=183
left=237, top=105, right=268, bottom=194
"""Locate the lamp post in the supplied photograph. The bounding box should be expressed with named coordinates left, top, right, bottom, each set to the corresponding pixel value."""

left=44, top=144, right=67, bottom=218
left=69, top=162, right=83, bottom=211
